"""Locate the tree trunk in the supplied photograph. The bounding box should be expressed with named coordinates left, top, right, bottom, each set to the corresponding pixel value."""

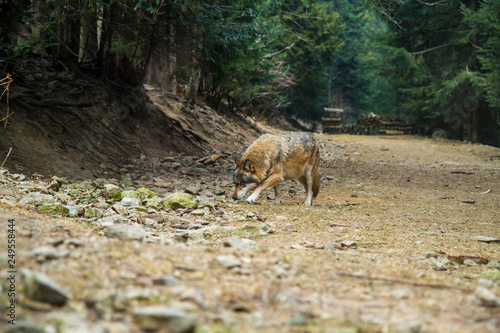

left=185, top=68, right=201, bottom=105
left=79, top=0, right=98, bottom=63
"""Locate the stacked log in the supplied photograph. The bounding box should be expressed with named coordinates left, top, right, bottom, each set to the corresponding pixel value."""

left=322, top=108, right=343, bottom=134
left=339, top=113, right=415, bottom=135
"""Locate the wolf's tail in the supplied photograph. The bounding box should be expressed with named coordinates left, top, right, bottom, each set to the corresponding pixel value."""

left=312, top=149, right=320, bottom=198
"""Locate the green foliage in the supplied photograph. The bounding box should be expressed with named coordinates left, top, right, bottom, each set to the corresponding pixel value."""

left=464, top=0, right=500, bottom=109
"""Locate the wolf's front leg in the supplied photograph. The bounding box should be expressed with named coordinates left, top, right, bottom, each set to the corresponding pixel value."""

left=247, top=174, right=282, bottom=204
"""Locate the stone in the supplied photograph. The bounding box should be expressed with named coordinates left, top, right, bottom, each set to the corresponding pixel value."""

left=163, top=192, right=198, bottom=210
left=486, top=261, right=500, bottom=270
left=22, top=269, right=70, bottom=306
left=121, top=197, right=140, bottom=207
left=185, top=185, right=201, bottom=195
left=38, top=204, right=70, bottom=216
left=104, top=224, right=145, bottom=241
left=19, top=192, right=56, bottom=206
left=144, top=197, right=163, bottom=209
left=136, top=187, right=156, bottom=200
left=29, top=246, right=59, bottom=260
left=153, top=275, right=178, bottom=286
left=471, top=236, right=500, bottom=243
left=122, top=190, right=139, bottom=199
left=391, top=289, right=410, bottom=299
left=475, top=287, right=499, bottom=307
left=215, top=255, right=242, bottom=269
left=132, top=306, right=196, bottom=333
left=389, top=321, right=421, bottom=333
left=84, top=207, right=103, bottom=219
left=5, top=320, right=43, bottom=333
left=480, top=270, right=500, bottom=283
left=102, top=184, right=122, bottom=201
left=47, top=179, right=61, bottom=192
left=340, top=240, right=357, bottom=248
left=224, top=237, right=258, bottom=251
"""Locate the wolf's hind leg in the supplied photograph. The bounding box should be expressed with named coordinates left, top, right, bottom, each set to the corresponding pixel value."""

left=272, top=184, right=282, bottom=205
left=301, top=167, right=313, bottom=205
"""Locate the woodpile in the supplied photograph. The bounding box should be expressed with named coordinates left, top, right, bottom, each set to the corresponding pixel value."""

left=322, top=108, right=343, bottom=134
left=338, top=113, right=415, bottom=135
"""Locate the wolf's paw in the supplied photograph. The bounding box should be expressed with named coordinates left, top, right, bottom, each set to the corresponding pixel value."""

left=271, top=200, right=282, bottom=206
left=247, top=195, right=260, bottom=204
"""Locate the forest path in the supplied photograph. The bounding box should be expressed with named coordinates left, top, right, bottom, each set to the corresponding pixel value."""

left=1, top=134, right=499, bottom=332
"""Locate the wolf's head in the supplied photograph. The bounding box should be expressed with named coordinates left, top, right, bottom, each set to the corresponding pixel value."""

left=232, top=157, right=259, bottom=200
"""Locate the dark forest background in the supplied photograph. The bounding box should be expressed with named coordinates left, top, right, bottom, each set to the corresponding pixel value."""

left=1, top=0, right=499, bottom=146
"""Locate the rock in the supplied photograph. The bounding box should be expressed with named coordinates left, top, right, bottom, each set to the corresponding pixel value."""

left=290, top=311, right=307, bottom=326
left=144, top=197, right=163, bottom=209
left=215, top=255, right=242, bottom=269
left=132, top=306, right=196, bottom=333
left=389, top=321, right=421, bottom=333
left=291, top=244, right=307, bottom=250
left=121, top=197, right=141, bottom=207
left=432, top=129, right=448, bottom=139
left=163, top=192, right=198, bottom=210
left=136, top=187, right=156, bottom=200
left=224, top=237, right=258, bottom=251
left=471, top=236, right=500, bottom=243
left=214, top=188, right=225, bottom=196
left=29, top=246, right=59, bottom=260
left=259, top=222, right=276, bottom=235
left=463, top=259, right=479, bottom=266
left=340, top=240, right=357, bottom=248
left=47, top=179, right=61, bottom=192
left=102, top=184, right=122, bottom=201
left=19, top=192, right=56, bottom=206
left=84, top=207, right=103, bottom=218
left=22, top=269, right=70, bottom=306
left=38, top=204, right=70, bottom=216
left=486, top=261, right=500, bottom=270
left=185, top=185, right=201, bottom=195
left=191, top=208, right=207, bottom=216
left=391, top=289, right=410, bottom=299
left=104, top=224, right=145, bottom=241
left=475, top=287, right=499, bottom=307
left=480, top=270, right=500, bottom=284
left=122, top=190, right=139, bottom=199
left=153, top=275, right=178, bottom=286
left=433, top=260, right=448, bottom=271
left=229, top=225, right=259, bottom=237
left=97, top=214, right=124, bottom=227
left=5, top=320, right=44, bottom=333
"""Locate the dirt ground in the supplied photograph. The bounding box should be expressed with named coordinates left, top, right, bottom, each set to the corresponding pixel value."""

left=1, top=133, right=499, bottom=332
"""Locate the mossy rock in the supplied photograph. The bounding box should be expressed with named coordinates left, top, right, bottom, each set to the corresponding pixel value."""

left=122, top=190, right=139, bottom=199
left=136, top=188, right=156, bottom=200
left=84, top=207, right=103, bottom=219
left=144, top=197, right=163, bottom=210
left=163, top=192, right=198, bottom=210
left=228, top=225, right=259, bottom=237
left=38, top=204, right=70, bottom=217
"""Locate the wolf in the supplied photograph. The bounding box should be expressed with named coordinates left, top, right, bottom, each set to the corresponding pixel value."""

left=232, top=132, right=320, bottom=205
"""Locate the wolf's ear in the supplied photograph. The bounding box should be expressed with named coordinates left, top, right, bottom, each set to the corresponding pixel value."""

left=244, top=159, right=255, bottom=173
left=234, top=157, right=242, bottom=167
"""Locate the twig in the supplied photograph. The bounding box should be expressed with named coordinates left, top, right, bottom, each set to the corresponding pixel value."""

left=465, top=188, right=491, bottom=194
left=1, top=74, right=14, bottom=126
left=339, top=272, right=473, bottom=292
left=1, top=148, right=12, bottom=168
